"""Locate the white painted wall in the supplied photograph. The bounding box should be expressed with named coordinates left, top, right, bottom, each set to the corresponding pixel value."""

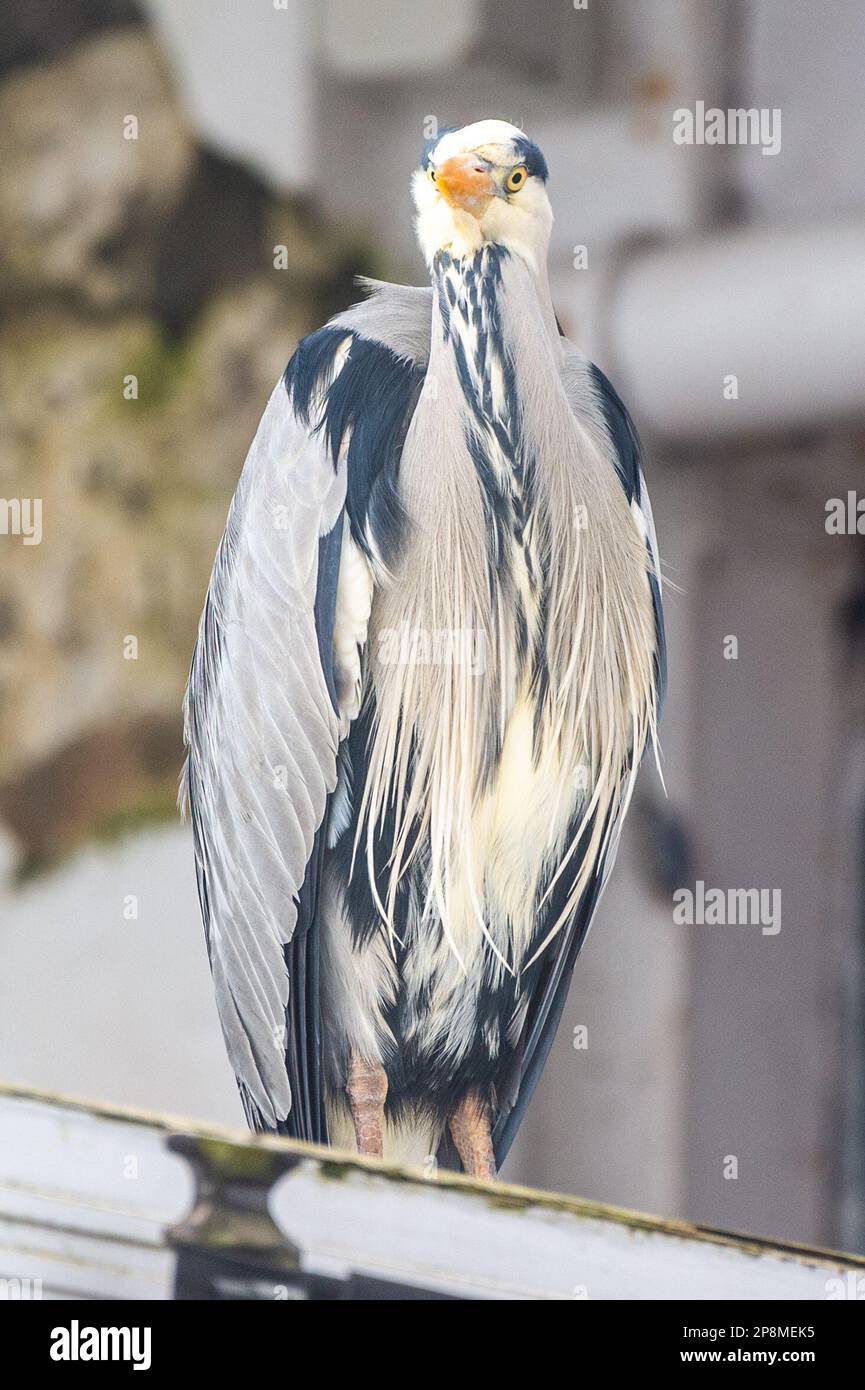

left=4, top=1089, right=862, bottom=1300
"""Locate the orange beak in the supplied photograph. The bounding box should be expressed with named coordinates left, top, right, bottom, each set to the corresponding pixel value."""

left=434, top=154, right=498, bottom=218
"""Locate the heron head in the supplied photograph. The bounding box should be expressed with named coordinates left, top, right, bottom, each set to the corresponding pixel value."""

left=413, top=120, right=553, bottom=273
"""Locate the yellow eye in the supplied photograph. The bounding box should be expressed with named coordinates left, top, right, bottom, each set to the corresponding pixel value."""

left=506, top=164, right=528, bottom=193
left=428, top=166, right=437, bottom=184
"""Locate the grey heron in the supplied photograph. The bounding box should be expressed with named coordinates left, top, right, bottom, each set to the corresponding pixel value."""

left=183, top=119, right=665, bottom=1178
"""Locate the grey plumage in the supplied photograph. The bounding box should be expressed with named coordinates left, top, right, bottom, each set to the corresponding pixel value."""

left=183, top=122, right=665, bottom=1168
left=181, top=373, right=345, bottom=1127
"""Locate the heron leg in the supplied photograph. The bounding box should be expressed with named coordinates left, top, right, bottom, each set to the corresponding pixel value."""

left=346, top=1054, right=388, bottom=1157
left=449, top=1090, right=497, bottom=1180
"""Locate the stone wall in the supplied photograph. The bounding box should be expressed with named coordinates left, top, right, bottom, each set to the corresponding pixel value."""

left=0, top=11, right=370, bottom=871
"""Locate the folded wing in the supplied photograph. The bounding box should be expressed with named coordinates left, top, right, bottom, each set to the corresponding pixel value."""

left=183, top=286, right=429, bottom=1136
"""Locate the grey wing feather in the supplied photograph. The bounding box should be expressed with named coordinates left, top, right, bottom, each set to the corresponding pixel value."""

left=184, top=280, right=433, bottom=1133
left=561, top=338, right=666, bottom=702
left=183, top=378, right=346, bottom=1129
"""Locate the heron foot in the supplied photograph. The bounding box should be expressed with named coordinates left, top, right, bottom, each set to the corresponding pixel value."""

left=449, top=1090, right=497, bottom=1180
left=346, top=1054, right=388, bottom=1157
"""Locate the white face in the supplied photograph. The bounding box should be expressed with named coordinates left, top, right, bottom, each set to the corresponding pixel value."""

left=412, top=119, right=554, bottom=274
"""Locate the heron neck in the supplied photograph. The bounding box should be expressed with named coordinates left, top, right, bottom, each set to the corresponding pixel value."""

left=430, top=244, right=561, bottom=372
left=428, top=244, right=562, bottom=454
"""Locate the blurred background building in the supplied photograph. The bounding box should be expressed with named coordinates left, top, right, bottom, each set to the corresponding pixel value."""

left=1, top=0, right=864, bottom=1256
